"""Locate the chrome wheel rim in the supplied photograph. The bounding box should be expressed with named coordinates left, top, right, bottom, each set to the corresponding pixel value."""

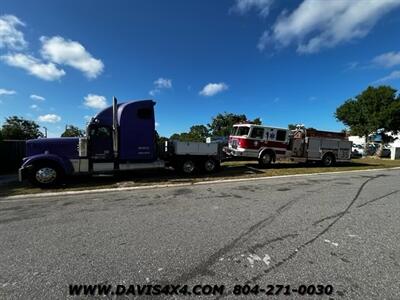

left=262, top=153, right=270, bottom=164
left=183, top=161, right=195, bottom=174
left=324, top=156, right=332, bottom=165
left=204, top=160, right=215, bottom=172
left=35, top=167, right=57, bottom=184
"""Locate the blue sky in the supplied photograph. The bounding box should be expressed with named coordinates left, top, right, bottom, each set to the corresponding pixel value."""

left=1, top=0, right=400, bottom=137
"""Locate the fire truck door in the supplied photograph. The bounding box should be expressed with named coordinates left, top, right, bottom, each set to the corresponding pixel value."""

left=292, top=139, right=304, bottom=157
left=307, top=138, right=322, bottom=159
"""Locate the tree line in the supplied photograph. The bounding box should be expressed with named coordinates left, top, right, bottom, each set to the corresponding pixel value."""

left=0, top=120, right=85, bottom=140
left=166, top=114, right=262, bottom=142
left=0, top=113, right=262, bottom=141
left=1, top=86, right=399, bottom=152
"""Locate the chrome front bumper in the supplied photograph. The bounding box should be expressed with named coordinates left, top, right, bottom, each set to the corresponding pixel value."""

left=224, top=147, right=258, bottom=158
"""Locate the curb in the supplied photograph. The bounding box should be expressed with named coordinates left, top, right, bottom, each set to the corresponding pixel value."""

left=1, top=166, right=400, bottom=201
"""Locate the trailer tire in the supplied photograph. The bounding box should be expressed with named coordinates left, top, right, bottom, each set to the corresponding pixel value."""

left=258, top=151, right=273, bottom=168
left=203, top=158, right=219, bottom=173
left=29, top=161, right=63, bottom=188
left=180, top=159, right=196, bottom=175
left=322, top=153, right=335, bottom=167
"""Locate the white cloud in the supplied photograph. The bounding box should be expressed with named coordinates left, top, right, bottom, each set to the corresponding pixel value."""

left=40, top=36, right=104, bottom=79
left=30, top=94, right=46, bottom=101
left=38, top=114, right=61, bottom=123
left=84, top=94, right=107, bottom=109
left=30, top=104, right=39, bottom=110
left=374, top=70, right=400, bottom=83
left=149, top=77, right=172, bottom=96
left=155, top=122, right=159, bottom=127
left=0, top=15, right=27, bottom=50
left=84, top=115, right=92, bottom=121
left=258, top=0, right=400, bottom=53
left=231, top=0, right=273, bottom=17
left=0, top=88, right=16, bottom=96
left=154, top=78, right=172, bottom=89
left=1, top=53, right=65, bottom=81
left=199, top=83, right=228, bottom=97
left=372, top=51, right=400, bottom=68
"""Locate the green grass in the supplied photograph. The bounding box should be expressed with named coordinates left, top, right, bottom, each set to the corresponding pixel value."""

left=1, top=157, right=399, bottom=198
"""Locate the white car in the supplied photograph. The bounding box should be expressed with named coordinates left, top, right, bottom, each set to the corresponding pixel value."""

left=352, top=144, right=364, bottom=157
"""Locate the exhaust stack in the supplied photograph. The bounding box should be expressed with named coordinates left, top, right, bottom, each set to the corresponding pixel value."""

left=112, top=96, right=119, bottom=158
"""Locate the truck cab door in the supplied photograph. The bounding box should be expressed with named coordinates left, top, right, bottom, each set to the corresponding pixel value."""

left=88, top=125, right=114, bottom=160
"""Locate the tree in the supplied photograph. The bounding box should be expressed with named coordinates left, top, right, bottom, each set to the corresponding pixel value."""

left=169, top=133, right=181, bottom=140
left=61, top=125, right=85, bottom=137
left=1, top=116, right=43, bottom=140
left=208, top=113, right=261, bottom=137
left=288, top=124, right=297, bottom=130
left=169, top=132, right=189, bottom=142
left=188, top=125, right=210, bottom=141
left=251, top=117, right=262, bottom=125
left=155, top=130, right=168, bottom=144
left=341, top=128, right=350, bottom=136
left=335, top=85, right=400, bottom=156
left=169, top=125, right=210, bottom=142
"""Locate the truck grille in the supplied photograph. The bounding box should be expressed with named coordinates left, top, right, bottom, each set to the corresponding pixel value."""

left=231, top=139, right=238, bottom=149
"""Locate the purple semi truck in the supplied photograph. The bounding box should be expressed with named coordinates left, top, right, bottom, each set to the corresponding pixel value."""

left=19, top=98, right=223, bottom=187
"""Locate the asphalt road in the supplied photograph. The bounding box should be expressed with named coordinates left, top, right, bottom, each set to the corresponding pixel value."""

left=1, top=169, right=399, bottom=299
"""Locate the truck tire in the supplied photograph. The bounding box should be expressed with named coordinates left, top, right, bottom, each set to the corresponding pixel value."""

left=203, top=158, right=219, bottom=173
left=180, top=159, right=196, bottom=175
left=258, top=151, right=272, bottom=168
left=322, top=153, right=335, bottom=167
left=29, top=162, right=63, bottom=188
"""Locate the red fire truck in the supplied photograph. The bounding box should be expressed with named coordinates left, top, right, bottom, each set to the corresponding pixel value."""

left=225, top=124, right=352, bottom=167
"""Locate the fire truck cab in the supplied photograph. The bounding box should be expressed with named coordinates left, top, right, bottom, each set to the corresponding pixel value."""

left=226, top=124, right=290, bottom=167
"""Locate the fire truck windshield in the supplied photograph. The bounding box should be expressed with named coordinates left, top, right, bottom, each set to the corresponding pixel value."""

left=232, top=126, right=250, bottom=136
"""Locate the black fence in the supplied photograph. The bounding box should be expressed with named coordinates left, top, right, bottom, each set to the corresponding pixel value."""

left=0, top=140, right=26, bottom=174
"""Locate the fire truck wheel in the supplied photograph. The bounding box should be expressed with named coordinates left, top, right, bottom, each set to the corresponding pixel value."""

left=203, top=158, right=219, bottom=173
left=258, top=151, right=272, bottom=168
left=180, top=159, right=196, bottom=175
left=29, top=162, right=63, bottom=188
left=322, top=153, right=335, bottom=167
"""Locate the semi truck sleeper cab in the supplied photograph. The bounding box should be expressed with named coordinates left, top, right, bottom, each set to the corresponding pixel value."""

left=19, top=98, right=223, bottom=187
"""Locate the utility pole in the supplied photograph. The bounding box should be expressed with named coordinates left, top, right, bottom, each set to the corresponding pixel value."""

left=43, top=127, right=47, bottom=138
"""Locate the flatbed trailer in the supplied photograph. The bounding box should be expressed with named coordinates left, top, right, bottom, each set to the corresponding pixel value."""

left=163, top=140, right=224, bottom=174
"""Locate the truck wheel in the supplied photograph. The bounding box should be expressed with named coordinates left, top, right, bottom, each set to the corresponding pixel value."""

left=322, top=153, right=335, bottom=167
left=203, top=158, right=219, bottom=173
left=29, top=162, right=63, bottom=188
left=181, top=159, right=196, bottom=175
left=258, top=151, right=272, bottom=168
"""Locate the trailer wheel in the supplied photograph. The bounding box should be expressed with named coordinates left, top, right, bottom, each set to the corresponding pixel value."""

left=203, top=158, right=219, bottom=173
left=258, top=151, right=272, bottom=168
left=322, top=153, right=335, bottom=167
left=29, top=162, right=63, bottom=188
left=180, top=159, right=196, bottom=175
